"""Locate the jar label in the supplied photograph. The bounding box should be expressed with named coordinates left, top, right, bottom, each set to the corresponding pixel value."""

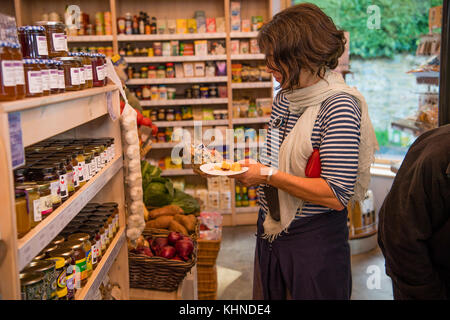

left=58, top=69, right=65, bottom=89
left=75, top=257, right=87, bottom=289
left=89, top=161, right=96, bottom=178
left=70, top=67, right=80, bottom=86
left=66, top=266, right=74, bottom=299
left=13, top=61, right=25, bottom=85
left=33, top=198, right=42, bottom=222
left=27, top=70, right=42, bottom=93
left=84, top=64, right=93, bottom=80
left=41, top=69, right=50, bottom=91
left=79, top=67, right=85, bottom=84
left=77, top=162, right=85, bottom=182
left=67, top=170, right=74, bottom=192
left=96, top=65, right=105, bottom=81
left=59, top=174, right=68, bottom=199
left=52, top=33, right=68, bottom=51
left=72, top=168, right=79, bottom=188
left=49, top=69, right=58, bottom=89
left=101, top=151, right=108, bottom=164
left=101, top=233, right=106, bottom=250
left=50, top=180, right=61, bottom=204
left=96, top=155, right=103, bottom=170
left=92, top=242, right=98, bottom=264
left=86, top=248, right=93, bottom=272
left=37, top=35, right=49, bottom=56
left=40, top=194, right=53, bottom=216
left=57, top=268, right=67, bottom=289
left=1, top=61, right=16, bottom=87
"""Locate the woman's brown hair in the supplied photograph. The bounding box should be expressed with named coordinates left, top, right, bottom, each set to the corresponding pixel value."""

left=258, top=3, right=346, bottom=91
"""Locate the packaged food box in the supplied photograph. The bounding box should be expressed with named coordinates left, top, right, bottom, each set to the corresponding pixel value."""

left=176, top=19, right=187, bottom=34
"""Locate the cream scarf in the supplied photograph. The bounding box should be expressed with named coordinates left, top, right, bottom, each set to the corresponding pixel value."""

left=262, top=70, right=379, bottom=242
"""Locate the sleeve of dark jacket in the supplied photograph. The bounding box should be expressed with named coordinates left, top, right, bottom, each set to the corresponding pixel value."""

left=378, top=125, right=450, bottom=299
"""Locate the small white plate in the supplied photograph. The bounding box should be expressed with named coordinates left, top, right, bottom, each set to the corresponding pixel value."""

left=200, top=163, right=249, bottom=176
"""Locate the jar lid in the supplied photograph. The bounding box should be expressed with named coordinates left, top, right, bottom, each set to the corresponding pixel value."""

left=101, top=202, right=119, bottom=208
left=43, top=243, right=58, bottom=254
left=57, top=57, right=78, bottom=62
left=24, top=259, right=55, bottom=273
left=51, top=235, right=65, bottom=245
left=46, top=257, right=66, bottom=269
left=60, top=240, right=83, bottom=250
left=33, top=252, right=47, bottom=260
left=15, top=184, right=38, bottom=193
left=15, top=189, right=26, bottom=198
left=35, top=21, right=65, bottom=27
left=36, top=183, right=50, bottom=191
left=20, top=272, right=44, bottom=286
left=49, top=247, right=73, bottom=258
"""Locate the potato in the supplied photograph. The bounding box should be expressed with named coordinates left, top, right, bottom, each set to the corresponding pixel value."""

left=149, top=205, right=184, bottom=219
left=174, top=214, right=197, bottom=233
left=169, top=220, right=188, bottom=235
left=145, top=215, right=174, bottom=229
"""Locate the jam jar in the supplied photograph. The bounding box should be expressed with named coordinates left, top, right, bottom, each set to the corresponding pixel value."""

left=18, top=26, right=49, bottom=59
left=80, top=52, right=93, bottom=88
left=69, top=53, right=86, bottom=89
left=56, top=60, right=65, bottom=93
left=57, top=57, right=80, bottom=91
left=0, top=41, right=17, bottom=101
left=23, top=59, right=42, bottom=97
left=91, top=53, right=104, bottom=87
left=35, top=21, right=68, bottom=58
left=48, top=59, right=59, bottom=94
left=37, top=59, right=50, bottom=96
left=11, top=43, right=25, bottom=99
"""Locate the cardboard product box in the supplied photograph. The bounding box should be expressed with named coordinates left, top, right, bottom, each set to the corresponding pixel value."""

left=175, top=63, right=184, bottom=78
left=216, top=17, right=225, bottom=33
left=207, top=177, right=221, bottom=192
left=206, top=18, right=216, bottom=33
left=241, top=19, right=251, bottom=32
left=194, top=40, right=208, bottom=56
left=231, top=39, right=240, bottom=55
left=231, top=15, right=241, bottom=31
left=194, top=62, right=206, bottom=77
left=183, top=62, right=195, bottom=77
left=176, top=19, right=187, bottom=34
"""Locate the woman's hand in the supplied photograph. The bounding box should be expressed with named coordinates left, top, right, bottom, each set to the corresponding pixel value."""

left=233, top=161, right=269, bottom=187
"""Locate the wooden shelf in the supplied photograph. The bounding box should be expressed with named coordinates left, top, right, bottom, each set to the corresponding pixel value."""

left=153, top=119, right=229, bottom=127
left=232, top=117, right=270, bottom=124
left=231, top=54, right=266, bottom=60
left=235, top=207, right=259, bottom=213
left=140, top=98, right=228, bottom=107
left=17, top=155, right=123, bottom=271
left=68, top=35, right=113, bottom=42
left=118, top=33, right=226, bottom=41
left=126, top=77, right=228, bottom=85
left=230, top=31, right=259, bottom=38
left=75, top=227, right=126, bottom=300
left=231, top=82, right=272, bottom=89
left=125, top=55, right=227, bottom=63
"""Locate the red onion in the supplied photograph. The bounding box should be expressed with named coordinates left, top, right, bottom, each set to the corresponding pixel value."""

left=172, top=256, right=183, bottom=261
left=143, top=247, right=153, bottom=257
left=168, top=232, right=182, bottom=245
left=151, top=238, right=169, bottom=255
left=159, top=245, right=176, bottom=259
left=175, top=239, right=194, bottom=261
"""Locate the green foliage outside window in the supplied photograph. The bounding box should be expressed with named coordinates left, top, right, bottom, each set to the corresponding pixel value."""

left=293, top=0, right=442, bottom=58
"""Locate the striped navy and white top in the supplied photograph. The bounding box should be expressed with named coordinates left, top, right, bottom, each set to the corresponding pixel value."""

left=257, top=91, right=361, bottom=218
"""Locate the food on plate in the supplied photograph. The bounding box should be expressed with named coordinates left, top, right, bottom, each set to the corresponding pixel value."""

left=212, top=160, right=242, bottom=172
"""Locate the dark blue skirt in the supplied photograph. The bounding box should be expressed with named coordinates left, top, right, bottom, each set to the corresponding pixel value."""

left=254, top=208, right=352, bottom=300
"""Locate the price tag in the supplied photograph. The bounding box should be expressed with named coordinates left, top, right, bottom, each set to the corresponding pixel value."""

left=8, top=112, right=25, bottom=169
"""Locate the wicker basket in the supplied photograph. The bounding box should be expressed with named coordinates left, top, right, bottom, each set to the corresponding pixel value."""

left=128, top=229, right=197, bottom=292
left=197, top=238, right=221, bottom=266
left=197, top=265, right=217, bottom=300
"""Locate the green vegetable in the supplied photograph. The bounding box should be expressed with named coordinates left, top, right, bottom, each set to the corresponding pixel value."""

left=141, top=161, right=162, bottom=189
left=171, top=189, right=200, bottom=215
left=143, top=177, right=174, bottom=207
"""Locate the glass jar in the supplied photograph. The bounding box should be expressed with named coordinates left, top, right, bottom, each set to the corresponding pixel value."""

left=151, top=86, right=158, bottom=100
left=100, top=54, right=107, bottom=85
left=70, top=53, right=86, bottom=89
left=55, top=60, right=65, bottom=93
left=150, top=109, right=157, bottom=121
left=15, top=184, right=41, bottom=230
left=47, top=59, right=59, bottom=94
left=42, top=243, right=58, bottom=257
left=167, top=87, right=176, bottom=100
left=75, top=150, right=86, bottom=187
left=11, top=43, right=25, bottom=99
left=166, top=108, right=175, bottom=121
left=35, top=21, right=68, bottom=58
left=62, top=240, right=87, bottom=289
left=157, top=108, right=165, bottom=120
left=29, top=165, right=61, bottom=210
left=36, top=183, right=53, bottom=219
left=18, top=26, right=49, bottom=59
left=91, top=53, right=104, bottom=87
left=148, top=65, right=156, bottom=78
left=80, top=52, right=93, bottom=88
left=14, top=167, right=27, bottom=184
left=48, top=246, right=74, bottom=299
left=0, top=41, right=17, bottom=101
left=209, top=85, right=217, bottom=98
left=159, top=85, right=167, bottom=100
left=37, top=59, right=49, bottom=95
left=51, top=235, right=65, bottom=245
left=200, top=86, right=209, bottom=98
left=67, top=233, right=93, bottom=277
left=15, top=189, right=31, bottom=238
left=57, top=57, right=80, bottom=91
left=165, top=62, right=175, bottom=78
left=65, top=151, right=79, bottom=191
left=142, top=85, right=151, bottom=100
left=156, top=65, right=165, bottom=78
left=45, top=256, right=68, bottom=300
left=20, top=272, right=45, bottom=300
left=192, top=85, right=200, bottom=99
left=140, top=66, right=148, bottom=78
left=23, top=259, right=56, bottom=300
left=83, top=152, right=93, bottom=182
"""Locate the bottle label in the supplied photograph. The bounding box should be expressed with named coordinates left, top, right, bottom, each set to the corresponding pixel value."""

left=101, top=151, right=107, bottom=164
left=96, top=155, right=103, bottom=170
left=2, top=61, right=16, bottom=87
left=67, top=170, right=74, bottom=192
left=59, top=174, right=68, bottom=199
left=13, top=61, right=25, bottom=85
left=70, top=67, right=80, bottom=86
left=90, top=161, right=96, bottom=178
left=49, top=69, right=58, bottom=89
left=40, top=194, right=53, bottom=216
left=101, top=233, right=106, bottom=251
left=84, top=64, right=93, bottom=80
left=58, top=69, right=65, bottom=89
left=27, top=70, right=42, bottom=93
left=79, top=66, right=85, bottom=84
left=96, top=65, right=105, bottom=81
left=77, top=162, right=85, bottom=183
left=75, top=257, right=87, bottom=289
left=92, top=243, right=98, bottom=265
left=33, top=198, right=42, bottom=222
left=52, top=33, right=68, bottom=51
left=41, top=69, right=50, bottom=91
left=86, top=248, right=93, bottom=272
left=50, top=180, right=61, bottom=204
left=37, top=35, right=49, bottom=56
left=66, top=265, right=74, bottom=299
left=57, top=268, right=67, bottom=289
left=72, top=168, right=79, bottom=188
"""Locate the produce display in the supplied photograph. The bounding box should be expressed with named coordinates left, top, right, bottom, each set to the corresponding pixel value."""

left=128, top=231, right=194, bottom=262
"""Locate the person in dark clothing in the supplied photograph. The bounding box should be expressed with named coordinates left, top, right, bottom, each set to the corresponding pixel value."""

left=378, top=124, right=450, bottom=300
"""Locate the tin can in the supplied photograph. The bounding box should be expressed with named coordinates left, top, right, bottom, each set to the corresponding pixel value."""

left=20, top=272, right=45, bottom=300
left=23, top=260, right=56, bottom=300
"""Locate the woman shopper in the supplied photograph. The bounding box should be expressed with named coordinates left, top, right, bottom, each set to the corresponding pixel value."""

left=233, top=3, right=379, bottom=300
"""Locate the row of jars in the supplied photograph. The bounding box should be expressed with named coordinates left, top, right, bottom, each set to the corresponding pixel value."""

left=20, top=202, right=119, bottom=300
left=14, top=138, right=115, bottom=239
left=0, top=41, right=108, bottom=101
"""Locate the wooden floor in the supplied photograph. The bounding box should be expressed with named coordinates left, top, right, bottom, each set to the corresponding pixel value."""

left=216, top=225, right=394, bottom=300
